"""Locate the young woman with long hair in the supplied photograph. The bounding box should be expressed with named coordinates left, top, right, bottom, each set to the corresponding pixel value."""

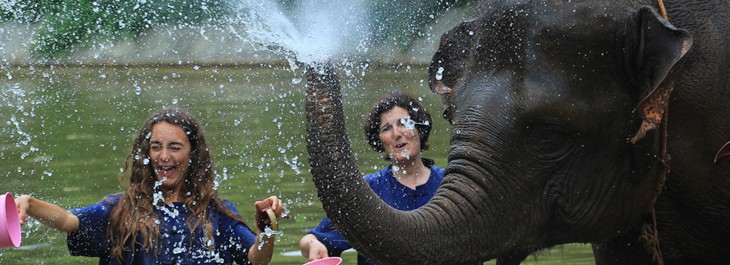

left=15, top=107, right=285, bottom=265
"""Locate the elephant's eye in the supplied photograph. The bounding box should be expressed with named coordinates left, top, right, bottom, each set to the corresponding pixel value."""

left=442, top=107, right=453, bottom=124
left=527, top=127, right=575, bottom=160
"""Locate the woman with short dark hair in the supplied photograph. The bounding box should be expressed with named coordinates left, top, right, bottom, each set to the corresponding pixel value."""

left=300, top=91, right=442, bottom=265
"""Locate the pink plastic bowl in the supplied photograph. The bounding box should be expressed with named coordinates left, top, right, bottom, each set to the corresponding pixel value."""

left=0, top=192, right=21, bottom=248
left=304, top=257, right=343, bottom=265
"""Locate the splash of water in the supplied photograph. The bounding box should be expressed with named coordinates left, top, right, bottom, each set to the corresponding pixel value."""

left=228, top=0, right=372, bottom=65
left=257, top=226, right=284, bottom=250
left=400, top=118, right=431, bottom=129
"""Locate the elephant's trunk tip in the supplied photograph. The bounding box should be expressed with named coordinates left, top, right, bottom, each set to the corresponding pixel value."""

left=304, top=61, right=339, bottom=87
left=303, top=60, right=335, bottom=73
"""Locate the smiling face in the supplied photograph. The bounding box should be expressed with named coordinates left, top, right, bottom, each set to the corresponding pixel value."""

left=149, top=121, right=191, bottom=192
left=378, top=106, right=422, bottom=164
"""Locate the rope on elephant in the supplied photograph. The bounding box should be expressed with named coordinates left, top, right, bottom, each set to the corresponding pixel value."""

left=632, top=50, right=672, bottom=265
left=657, top=0, right=668, bottom=20
left=641, top=207, right=665, bottom=265
left=638, top=93, right=670, bottom=265
left=640, top=3, right=670, bottom=264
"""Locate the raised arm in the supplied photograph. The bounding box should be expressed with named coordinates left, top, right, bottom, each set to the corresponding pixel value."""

left=15, top=195, right=79, bottom=233
left=247, top=195, right=286, bottom=265
left=247, top=229, right=276, bottom=265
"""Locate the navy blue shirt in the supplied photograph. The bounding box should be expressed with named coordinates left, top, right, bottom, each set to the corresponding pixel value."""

left=67, top=194, right=257, bottom=264
left=309, top=159, right=445, bottom=265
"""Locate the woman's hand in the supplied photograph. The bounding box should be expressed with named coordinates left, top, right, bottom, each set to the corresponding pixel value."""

left=253, top=195, right=286, bottom=232
left=299, top=234, right=330, bottom=261
left=15, top=194, right=31, bottom=225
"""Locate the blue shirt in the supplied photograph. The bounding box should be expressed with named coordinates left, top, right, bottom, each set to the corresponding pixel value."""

left=309, top=159, right=445, bottom=265
left=67, top=194, right=257, bottom=265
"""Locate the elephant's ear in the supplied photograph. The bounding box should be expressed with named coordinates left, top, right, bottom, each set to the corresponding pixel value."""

left=429, top=20, right=476, bottom=123
left=629, top=7, right=692, bottom=144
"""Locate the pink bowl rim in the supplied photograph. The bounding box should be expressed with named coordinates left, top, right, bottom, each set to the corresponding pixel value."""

left=303, top=256, right=343, bottom=265
left=0, top=192, right=21, bottom=248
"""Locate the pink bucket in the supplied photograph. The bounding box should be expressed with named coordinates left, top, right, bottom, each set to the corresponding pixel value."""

left=0, top=192, right=21, bottom=248
left=304, top=257, right=343, bottom=265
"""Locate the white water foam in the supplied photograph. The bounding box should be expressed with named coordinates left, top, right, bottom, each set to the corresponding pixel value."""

left=227, top=0, right=372, bottom=64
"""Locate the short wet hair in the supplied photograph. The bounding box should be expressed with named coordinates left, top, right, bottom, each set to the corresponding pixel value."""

left=364, top=91, right=432, bottom=157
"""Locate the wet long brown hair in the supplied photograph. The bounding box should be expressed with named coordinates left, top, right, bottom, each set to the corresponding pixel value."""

left=107, top=107, right=254, bottom=261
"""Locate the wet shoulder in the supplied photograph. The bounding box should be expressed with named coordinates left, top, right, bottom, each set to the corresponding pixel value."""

left=219, top=198, right=240, bottom=214
left=363, top=166, right=392, bottom=187
left=98, top=193, right=122, bottom=207
left=430, top=166, right=445, bottom=182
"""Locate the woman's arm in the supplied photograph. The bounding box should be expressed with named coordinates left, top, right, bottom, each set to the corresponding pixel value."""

left=15, top=194, right=79, bottom=233
left=247, top=232, right=276, bottom=265
left=246, top=195, right=285, bottom=265
left=299, top=233, right=330, bottom=261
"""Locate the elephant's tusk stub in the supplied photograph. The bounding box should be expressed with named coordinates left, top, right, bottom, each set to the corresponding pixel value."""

left=714, top=140, right=730, bottom=164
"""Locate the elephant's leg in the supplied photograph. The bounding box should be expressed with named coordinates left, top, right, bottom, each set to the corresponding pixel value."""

left=592, top=227, right=654, bottom=265
left=495, top=250, right=529, bottom=265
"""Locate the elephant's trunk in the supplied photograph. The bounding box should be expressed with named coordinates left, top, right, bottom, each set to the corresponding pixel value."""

left=304, top=62, right=494, bottom=264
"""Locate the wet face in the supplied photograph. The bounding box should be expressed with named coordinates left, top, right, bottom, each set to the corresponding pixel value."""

left=378, top=106, right=422, bottom=164
left=149, top=122, right=191, bottom=192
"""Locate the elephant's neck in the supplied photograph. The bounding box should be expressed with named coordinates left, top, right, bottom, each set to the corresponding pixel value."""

left=392, top=159, right=431, bottom=190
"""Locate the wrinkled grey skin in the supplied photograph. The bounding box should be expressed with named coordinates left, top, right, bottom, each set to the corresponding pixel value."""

left=304, top=1, right=729, bottom=264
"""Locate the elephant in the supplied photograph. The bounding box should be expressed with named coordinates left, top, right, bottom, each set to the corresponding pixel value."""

left=304, top=0, right=730, bottom=264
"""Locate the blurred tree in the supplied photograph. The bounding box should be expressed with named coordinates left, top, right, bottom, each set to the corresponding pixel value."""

left=0, top=0, right=477, bottom=60
left=0, top=0, right=60, bottom=22
left=2, top=0, right=230, bottom=59
left=278, top=0, right=477, bottom=51
left=368, top=0, right=475, bottom=50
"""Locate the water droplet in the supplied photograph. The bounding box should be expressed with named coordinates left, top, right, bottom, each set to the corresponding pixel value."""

left=436, top=67, right=444, bottom=81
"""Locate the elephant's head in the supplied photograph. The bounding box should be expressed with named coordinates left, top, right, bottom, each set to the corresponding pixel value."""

left=428, top=20, right=475, bottom=123
left=305, top=1, right=693, bottom=264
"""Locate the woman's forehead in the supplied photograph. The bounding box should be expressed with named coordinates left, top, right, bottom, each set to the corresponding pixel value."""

left=381, top=106, right=410, bottom=120
left=150, top=122, right=188, bottom=142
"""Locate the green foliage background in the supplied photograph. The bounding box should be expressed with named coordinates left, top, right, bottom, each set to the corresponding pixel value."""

left=2, top=0, right=229, bottom=59
left=1, top=0, right=477, bottom=60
